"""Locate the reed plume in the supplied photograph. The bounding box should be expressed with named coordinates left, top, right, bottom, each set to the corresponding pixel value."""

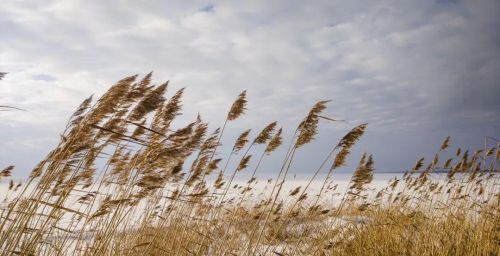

left=265, top=127, right=283, bottom=154
left=1, top=73, right=497, bottom=256
left=350, top=153, right=375, bottom=191
left=67, top=95, right=93, bottom=129
left=440, top=136, right=450, bottom=150
left=0, top=166, right=13, bottom=180
left=295, top=100, right=330, bottom=148
left=127, top=72, right=153, bottom=102
left=227, top=90, right=247, bottom=121
left=332, top=123, right=367, bottom=168
left=87, top=74, right=137, bottom=124
left=233, top=129, right=251, bottom=153
left=237, top=155, right=252, bottom=171
left=129, top=82, right=168, bottom=121
left=253, top=122, right=277, bottom=144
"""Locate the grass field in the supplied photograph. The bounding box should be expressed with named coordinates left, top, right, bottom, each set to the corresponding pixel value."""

left=1, top=74, right=498, bottom=255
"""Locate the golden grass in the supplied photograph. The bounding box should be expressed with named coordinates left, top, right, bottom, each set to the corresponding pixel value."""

left=0, top=74, right=498, bottom=255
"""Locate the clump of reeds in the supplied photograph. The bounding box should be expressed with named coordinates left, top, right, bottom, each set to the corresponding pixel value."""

left=0, top=74, right=498, bottom=256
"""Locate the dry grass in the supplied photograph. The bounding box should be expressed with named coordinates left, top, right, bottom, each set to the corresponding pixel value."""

left=0, top=74, right=498, bottom=255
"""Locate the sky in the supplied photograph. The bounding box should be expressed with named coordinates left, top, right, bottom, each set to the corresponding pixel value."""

left=1, top=0, right=499, bottom=177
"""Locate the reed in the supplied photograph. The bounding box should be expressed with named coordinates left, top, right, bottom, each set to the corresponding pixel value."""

left=0, top=74, right=498, bottom=255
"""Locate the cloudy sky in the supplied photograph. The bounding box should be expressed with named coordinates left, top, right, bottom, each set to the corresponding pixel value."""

left=1, top=0, right=499, bottom=177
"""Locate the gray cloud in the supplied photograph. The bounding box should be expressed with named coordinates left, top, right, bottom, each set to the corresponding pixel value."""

left=0, top=0, right=499, bottom=176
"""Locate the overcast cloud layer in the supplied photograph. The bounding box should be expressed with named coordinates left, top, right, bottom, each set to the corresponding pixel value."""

left=1, top=0, right=499, bottom=176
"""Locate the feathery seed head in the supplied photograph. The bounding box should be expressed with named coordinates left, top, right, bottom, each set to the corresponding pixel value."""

left=1, top=166, right=14, bottom=181
left=296, top=100, right=330, bottom=148
left=129, top=82, right=168, bottom=121
left=265, top=127, right=283, bottom=154
left=336, top=123, right=367, bottom=149
left=233, top=129, right=251, bottom=153
left=440, top=136, right=451, bottom=151
left=237, top=155, right=252, bottom=171
left=227, top=90, right=247, bottom=121
left=332, top=147, right=350, bottom=169
left=254, top=121, right=277, bottom=144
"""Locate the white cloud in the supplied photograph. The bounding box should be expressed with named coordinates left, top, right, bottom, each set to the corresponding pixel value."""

left=0, top=0, right=499, bottom=174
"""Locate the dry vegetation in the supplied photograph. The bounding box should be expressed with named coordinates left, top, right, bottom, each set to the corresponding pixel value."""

left=0, top=73, right=499, bottom=255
